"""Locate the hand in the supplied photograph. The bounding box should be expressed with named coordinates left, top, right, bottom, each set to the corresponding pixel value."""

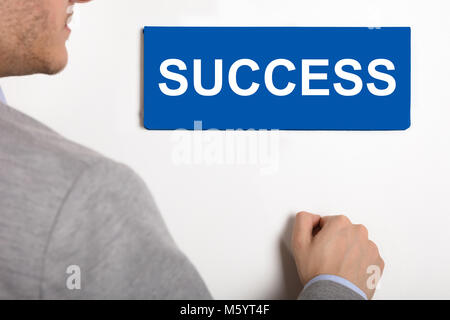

left=291, top=212, right=384, bottom=299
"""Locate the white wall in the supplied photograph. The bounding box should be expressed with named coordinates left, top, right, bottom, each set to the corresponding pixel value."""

left=1, top=0, right=450, bottom=299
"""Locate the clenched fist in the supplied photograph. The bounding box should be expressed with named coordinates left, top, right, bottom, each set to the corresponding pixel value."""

left=291, top=212, right=384, bottom=299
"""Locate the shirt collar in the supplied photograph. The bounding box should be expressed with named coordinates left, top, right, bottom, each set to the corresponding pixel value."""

left=0, top=86, right=6, bottom=105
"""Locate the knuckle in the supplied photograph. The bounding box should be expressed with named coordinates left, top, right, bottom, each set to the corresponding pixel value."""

left=379, top=257, right=385, bottom=270
left=296, top=211, right=304, bottom=218
left=296, top=211, right=309, bottom=221
left=336, top=215, right=350, bottom=225
left=368, top=240, right=380, bottom=254
left=355, top=224, right=369, bottom=238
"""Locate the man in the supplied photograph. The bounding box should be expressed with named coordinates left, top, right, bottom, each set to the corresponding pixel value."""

left=0, top=0, right=384, bottom=299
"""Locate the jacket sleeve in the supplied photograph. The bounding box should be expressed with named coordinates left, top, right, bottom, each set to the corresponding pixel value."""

left=40, top=159, right=212, bottom=299
left=298, top=280, right=365, bottom=300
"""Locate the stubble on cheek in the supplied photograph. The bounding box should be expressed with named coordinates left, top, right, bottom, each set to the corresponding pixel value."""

left=21, top=3, right=53, bottom=71
left=0, top=0, right=53, bottom=75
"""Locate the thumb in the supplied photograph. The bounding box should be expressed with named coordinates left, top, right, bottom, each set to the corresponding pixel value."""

left=292, top=211, right=321, bottom=250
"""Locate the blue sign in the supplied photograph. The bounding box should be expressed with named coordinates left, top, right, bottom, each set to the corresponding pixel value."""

left=143, top=27, right=411, bottom=130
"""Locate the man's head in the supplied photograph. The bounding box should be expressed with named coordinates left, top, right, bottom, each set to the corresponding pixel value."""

left=0, top=0, right=91, bottom=77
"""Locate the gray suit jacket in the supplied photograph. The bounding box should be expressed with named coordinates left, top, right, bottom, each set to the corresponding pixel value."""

left=0, top=101, right=361, bottom=300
